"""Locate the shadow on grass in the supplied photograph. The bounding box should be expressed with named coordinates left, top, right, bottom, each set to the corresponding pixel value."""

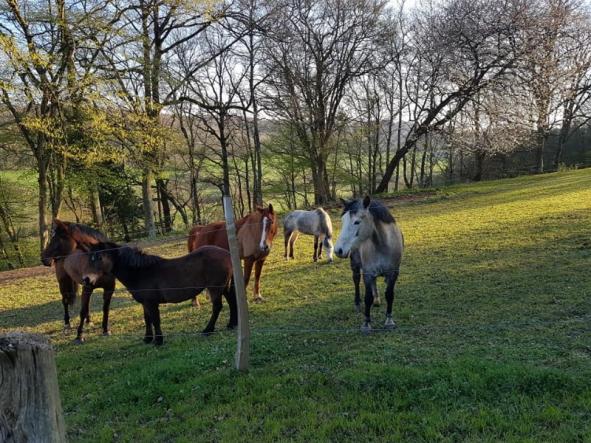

left=0, top=295, right=133, bottom=329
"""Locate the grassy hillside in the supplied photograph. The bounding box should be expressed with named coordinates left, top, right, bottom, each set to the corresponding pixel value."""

left=1, top=169, right=590, bottom=442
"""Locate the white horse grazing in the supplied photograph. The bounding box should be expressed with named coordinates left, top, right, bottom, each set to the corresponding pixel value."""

left=334, top=196, right=404, bottom=333
left=283, top=208, right=334, bottom=263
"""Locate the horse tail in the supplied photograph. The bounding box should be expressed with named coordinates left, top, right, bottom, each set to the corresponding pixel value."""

left=316, top=208, right=332, bottom=239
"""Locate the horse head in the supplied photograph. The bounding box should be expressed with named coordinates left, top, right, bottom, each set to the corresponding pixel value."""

left=256, top=203, right=277, bottom=254
left=41, top=219, right=76, bottom=266
left=82, top=241, right=119, bottom=286
left=334, top=196, right=374, bottom=258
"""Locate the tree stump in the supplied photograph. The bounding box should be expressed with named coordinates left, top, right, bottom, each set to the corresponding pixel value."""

left=0, top=333, right=66, bottom=443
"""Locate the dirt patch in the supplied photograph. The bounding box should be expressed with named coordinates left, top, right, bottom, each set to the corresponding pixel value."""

left=0, top=265, right=52, bottom=285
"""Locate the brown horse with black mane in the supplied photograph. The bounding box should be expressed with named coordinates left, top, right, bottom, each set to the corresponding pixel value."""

left=41, top=219, right=116, bottom=343
left=188, top=204, right=277, bottom=303
left=83, top=242, right=236, bottom=345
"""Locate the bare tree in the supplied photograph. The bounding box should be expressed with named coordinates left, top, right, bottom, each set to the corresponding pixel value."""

left=374, top=0, right=530, bottom=193
left=263, top=0, right=390, bottom=204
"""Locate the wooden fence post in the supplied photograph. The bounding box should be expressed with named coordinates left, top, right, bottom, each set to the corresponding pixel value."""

left=0, top=333, right=66, bottom=442
left=223, top=196, right=250, bottom=371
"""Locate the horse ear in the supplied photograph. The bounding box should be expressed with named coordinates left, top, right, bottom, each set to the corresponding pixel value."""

left=363, top=195, right=371, bottom=209
left=268, top=203, right=274, bottom=214
left=54, top=219, right=67, bottom=232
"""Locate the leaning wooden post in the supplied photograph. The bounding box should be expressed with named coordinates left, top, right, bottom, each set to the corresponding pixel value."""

left=223, top=196, right=250, bottom=371
left=0, top=333, right=66, bottom=442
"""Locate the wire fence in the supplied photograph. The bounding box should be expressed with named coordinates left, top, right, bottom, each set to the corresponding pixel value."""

left=32, top=307, right=591, bottom=344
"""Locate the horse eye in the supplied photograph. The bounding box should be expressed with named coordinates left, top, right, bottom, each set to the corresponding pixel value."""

left=354, top=220, right=361, bottom=225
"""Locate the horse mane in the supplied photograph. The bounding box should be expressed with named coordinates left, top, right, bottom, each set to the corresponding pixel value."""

left=71, top=223, right=108, bottom=243
left=343, top=199, right=395, bottom=224
left=59, top=220, right=108, bottom=244
left=92, top=241, right=164, bottom=268
left=116, top=246, right=164, bottom=269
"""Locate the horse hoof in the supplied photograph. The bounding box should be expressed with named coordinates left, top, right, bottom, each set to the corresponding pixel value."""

left=226, top=323, right=236, bottom=330
left=201, top=330, right=213, bottom=337
left=154, top=336, right=164, bottom=346
left=102, top=330, right=112, bottom=337
left=384, top=317, right=397, bottom=330
left=254, top=296, right=265, bottom=303
left=143, top=336, right=154, bottom=344
left=73, top=337, right=85, bottom=345
left=360, top=322, right=372, bottom=334
left=63, top=323, right=71, bottom=331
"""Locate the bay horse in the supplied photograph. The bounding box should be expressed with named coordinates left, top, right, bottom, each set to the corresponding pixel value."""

left=334, top=196, right=404, bottom=332
left=187, top=204, right=277, bottom=303
left=283, top=208, right=334, bottom=263
left=41, top=220, right=116, bottom=343
left=83, top=242, right=236, bottom=345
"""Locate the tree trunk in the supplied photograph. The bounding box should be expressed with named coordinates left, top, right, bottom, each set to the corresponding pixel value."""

left=37, top=162, right=49, bottom=253
left=535, top=132, right=545, bottom=174
left=0, top=333, right=66, bottom=443
left=156, top=178, right=172, bottom=232
left=554, top=103, right=573, bottom=170
left=89, top=184, right=103, bottom=227
left=473, top=151, right=486, bottom=181
left=142, top=168, right=157, bottom=238
left=312, top=155, right=331, bottom=205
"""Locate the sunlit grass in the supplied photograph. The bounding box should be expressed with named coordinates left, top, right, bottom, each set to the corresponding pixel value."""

left=1, top=169, right=591, bottom=441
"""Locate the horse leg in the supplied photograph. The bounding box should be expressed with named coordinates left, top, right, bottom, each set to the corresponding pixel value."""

left=149, top=303, right=164, bottom=345
left=101, top=283, right=115, bottom=336
left=203, top=289, right=223, bottom=335
left=289, top=232, right=298, bottom=259
left=318, top=238, right=323, bottom=260
left=58, top=275, right=77, bottom=329
left=384, top=271, right=399, bottom=330
left=143, top=304, right=154, bottom=344
left=243, top=257, right=254, bottom=291
left=61, top=298, right=71, bottom=331
left=313, top=235, right=319, bottom=262
left=284, top=229, right=292, bottom=260
left=253, top=258, right=266, bottom=302
left=350, top=254, right=361, bottom=312
left=362, top=273, right=375, bottom=333
left=372, top=280, right=381, bottom=307
left=224, top=283, right=238, bottom=329
left=75, top=285, right=92, bottom=344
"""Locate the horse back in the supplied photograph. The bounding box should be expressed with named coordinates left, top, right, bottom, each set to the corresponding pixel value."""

left=188, top=222, right=229, bottom=252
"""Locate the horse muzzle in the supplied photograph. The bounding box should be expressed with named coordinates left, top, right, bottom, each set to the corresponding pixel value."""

left=335, top=248, right=349, bottom=259
left=41, top=256, right=52, bottom=267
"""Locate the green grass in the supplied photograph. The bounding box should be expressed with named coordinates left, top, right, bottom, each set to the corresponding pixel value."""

left=1, top=169, right=591, bottom=442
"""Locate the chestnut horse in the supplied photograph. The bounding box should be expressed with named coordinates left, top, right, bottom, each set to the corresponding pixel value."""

left=83, top=242, right=236, bottom=345
left=188, top=204, right=277, bottom=303
left=41, top=220, right=116, bottom=343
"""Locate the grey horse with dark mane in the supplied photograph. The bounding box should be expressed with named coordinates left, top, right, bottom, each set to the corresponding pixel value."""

left=283, top=208, right=334, bottom=263
left=334, top=196, right=404, bottom=332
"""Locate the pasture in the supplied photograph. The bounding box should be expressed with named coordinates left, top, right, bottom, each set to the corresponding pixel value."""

left=1, top=169, right=590, bottom=442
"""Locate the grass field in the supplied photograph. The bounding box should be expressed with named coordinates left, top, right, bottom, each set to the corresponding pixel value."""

left=1, top=169, right=590, bottom=442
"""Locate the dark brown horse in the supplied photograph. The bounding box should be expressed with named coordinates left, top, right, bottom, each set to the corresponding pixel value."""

left=188, top=204, right=278, bottom=303
left=41, top=220, right=116, bottom=343
left=83, top=242, right=236, bottom=345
